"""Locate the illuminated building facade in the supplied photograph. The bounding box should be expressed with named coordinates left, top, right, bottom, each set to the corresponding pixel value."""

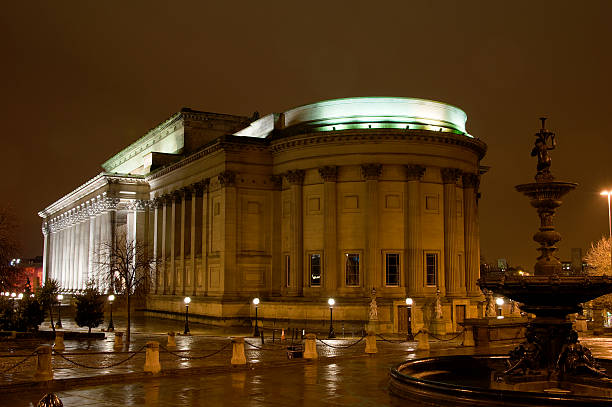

left=39, top=97, right=487, bottom=333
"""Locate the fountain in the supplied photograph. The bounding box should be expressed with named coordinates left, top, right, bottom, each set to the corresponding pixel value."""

left=389, top=119, right=612, bottom=405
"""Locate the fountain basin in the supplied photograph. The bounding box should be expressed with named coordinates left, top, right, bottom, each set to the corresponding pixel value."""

left=389, top=355, right=612, bottom=406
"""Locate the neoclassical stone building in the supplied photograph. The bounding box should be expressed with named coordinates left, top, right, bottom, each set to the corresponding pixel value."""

left=39, top=97, right=487, bottom=333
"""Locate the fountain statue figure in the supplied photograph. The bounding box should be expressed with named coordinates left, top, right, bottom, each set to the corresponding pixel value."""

left=531, top=117, right=556, bottom=181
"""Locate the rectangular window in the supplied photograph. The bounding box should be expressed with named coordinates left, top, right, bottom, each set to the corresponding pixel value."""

left=285, top=255, right=290, bottom=287
left=425, top=252, right=438, bottom=286
left=385, top=253, right=400, bottom=286
left=310, top=253, right=321, bottom=286
left=345, top=253, right=360, bottom=286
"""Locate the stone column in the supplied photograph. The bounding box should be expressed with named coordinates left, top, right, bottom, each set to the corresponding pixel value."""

left=200, top=179, right=210, bottom=296
left=88, top=207, right=98, bottom=289
left=319, top=166, right=338, bottom=293
left=284, top=170, right=304, bottom=296
left=170, top=191, right=182, bottom=295
left=69, top=216, right=76, bottom=290
left=41, top=221, right=50, bottom=283
left=442, top=168, right=462, bottom=297
left=80, top=210, right=90, bottom=290
left=405, top=165, right=426, bottom=297
left=59, top=219, right=67, bottom=289
left=161, top=195, right=170, bottom=294
left=362, top=164, right=382, bottom=293
left=189, top=184, right=201, bottom=296
left=180, top=188, right=191, bottom=295
left=270, top=175, right=283, bottom=296
left=74, top=214, right=82, bottom=290
left=219, top=171, right=237, bottom=296
left=463, top=173, right=481, bottom=297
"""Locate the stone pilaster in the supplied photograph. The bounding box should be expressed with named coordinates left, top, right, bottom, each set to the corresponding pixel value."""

left=319, top=166, right=338, bottom=293
left=284, top=170, right=304, bottom=296
left=270, top=175, right=283, bottom=296
left=41, top=222, right=50, bottom=283
left=180, top=188, right=191, bottom=295
left=463, top=173, right=481, bottom=297
left=161, top=195, right=170, bottom=294
left=404, top=165, right=426, bottom=297
left=199, top=179, right=210, bottom=296
left=442, top=167, right=462, bottom=297
left=362, top=164, right=382, bottom=292
left=219, top=171, right=237, bottom=296
left=170, top=191, right=182, bottom=295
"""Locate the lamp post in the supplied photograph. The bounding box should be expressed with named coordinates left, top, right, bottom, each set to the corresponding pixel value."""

left=601, top=190, right=612, bottom=273
left=496, top=297, right=505, bottom=317
left=252, top=298, right=260, bottom=337
left=56, top=294, right=63, bottom=328
left=405, top=298, right=414, bottom=341
left=328, top=298, right=335, bottom=339
left=107, top=294, right=115, bottom=332
left=184, top=297, right=191, bottom=335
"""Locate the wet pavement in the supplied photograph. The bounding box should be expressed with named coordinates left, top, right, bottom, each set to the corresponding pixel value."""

left=2, top=315, right=612, bottom=406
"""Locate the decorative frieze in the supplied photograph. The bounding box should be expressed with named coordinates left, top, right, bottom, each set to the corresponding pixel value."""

left=361, top=164, right=382, bottom=180
left=284, top=170, right=305, bottom=185
left=218, top=170, right=236, bottom=187
left=441, top=167, right=462, bottom=184
left=404, top=165, right=426, bottom=181
left=318, top=166, right=338, bottom=182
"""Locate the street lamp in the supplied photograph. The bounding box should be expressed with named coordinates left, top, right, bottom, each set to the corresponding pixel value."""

left=252, top=297, right=260, bottom=337
left=328, top=298, right=335, bottom=339
left=56, top=294, right=63, bottom=328
left=601, top=190, right=612, bottom=273
left=107, top=294, right=115, bottom=332
left=496, top=297, right=505, bottom=317
left=405, top=298, right=414, bottom=341
left=184, top=297, right=191, bottom=335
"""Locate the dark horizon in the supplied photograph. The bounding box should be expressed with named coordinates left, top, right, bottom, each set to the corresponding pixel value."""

left=2, top=1, right=612, bottom=270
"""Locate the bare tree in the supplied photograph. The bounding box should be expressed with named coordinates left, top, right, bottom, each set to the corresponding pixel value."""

left=584, top=236, right=612, bottom=309
left=0, top=206, right=22, bottom=292
left=95, top=232, right=154, bottom=342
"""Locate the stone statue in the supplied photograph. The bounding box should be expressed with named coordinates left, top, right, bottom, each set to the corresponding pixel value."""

left=530, top=117, right=556, bottom=180
left=484, top=289, right=496, bottom=317
left=37, top=393, right=63, bottom=407
left=504, top=328, right=543, bottom=375
left=434, top=289, right=443, bottom=319
left=368, top=288, right=378, bottom=321
left=556, top=330, right=607, bottom=377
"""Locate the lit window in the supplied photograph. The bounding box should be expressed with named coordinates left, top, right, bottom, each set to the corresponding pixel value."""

left=345, top=253, right=360, bottom=286
left=385, top=253, right=400, bottom=286
left=425, top=253, right=438, bottom=286
left=310, top=253, right=321, bottom=287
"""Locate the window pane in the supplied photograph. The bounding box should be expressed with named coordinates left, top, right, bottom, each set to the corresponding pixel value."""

left=346, top=253, right=360, bottom=286
left=310, top=253, right=321, bottom=286
left=385, top=253, right=400, bottom=286
left=426, top=253, right=437, bottom=286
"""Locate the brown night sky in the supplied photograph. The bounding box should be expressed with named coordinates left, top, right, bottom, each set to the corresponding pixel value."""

left=1, top=1, right=611, bottom=270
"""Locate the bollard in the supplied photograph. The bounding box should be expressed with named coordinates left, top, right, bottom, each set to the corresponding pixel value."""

left=260, top=329, right=265, bottom=345
left=365, top=331, right=377, bottom=354
left=303, top=333, right=318, bottom=359
left=417, top=329, right=430, bottom=351
left=144, top=341, right=161, bottom=374
left=462, top=327, right=475, bottom=347
left=36, top=393, right=63, bottom=407
left=114, top=331, right=124, bottom=348
left=231, top=337, right=247, bottom=365
left=281, top=329, right=286, bottom=341
left=34, top=345, right=53, bottom=380
left=167, top=332, right=176, bottom=348
left=53, top=332, right=65, bottom=351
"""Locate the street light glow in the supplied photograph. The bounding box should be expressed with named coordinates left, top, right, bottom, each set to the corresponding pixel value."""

left=328, top=298, right=335, bottom=307
left=184, top=296, right=191, bottom=304
left=496, top=297, right=505, bottom=306
left=57, top=294, right=63, bottom=301
left=405, top=297, right=413, bottom=306
left=108, top=294, right=115, bottom=302
left=252, top=297, right=260, bottom=305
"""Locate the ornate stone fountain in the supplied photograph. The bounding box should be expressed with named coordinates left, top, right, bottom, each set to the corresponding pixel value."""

left=389, top=119, right=612, bottom=405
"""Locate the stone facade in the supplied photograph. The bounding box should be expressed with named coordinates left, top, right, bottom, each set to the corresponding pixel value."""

left=39, top=97, right=487, bottom=333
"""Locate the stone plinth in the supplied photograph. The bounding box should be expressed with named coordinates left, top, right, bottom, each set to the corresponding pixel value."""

left=461, top=316, right=527, bottom=347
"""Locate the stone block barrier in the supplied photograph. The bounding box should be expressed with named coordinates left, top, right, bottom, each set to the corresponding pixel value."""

left=303, top=333, right=318, bottom=359
left=53, top=332, right=65, bottom=352
left=417, top=330, right=430, bottom=351
left=114, top=332, right=123, bottom=348
left=34, top=345, right=53, bottom=380
left=231, top=337, right=246, bottom=365
left=143, top=341, right=161, bottom=374
left=365, top=331, right=377, bottom=354
left=167, top=332, right=176, bottom=348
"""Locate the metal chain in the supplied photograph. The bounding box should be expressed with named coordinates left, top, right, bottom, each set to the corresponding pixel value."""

left=243, top=340, right=286, bottom=351
left=316, top=335, right=366, bottom=349
left=428, top=329, right=465, bottom=342
left=0, top=350, right=37, bottom=373
left=375, top=334, right=411, bottom=344
left=53, top=344, right=147, bottom=369
left=158, top=341, right=232, bottom=360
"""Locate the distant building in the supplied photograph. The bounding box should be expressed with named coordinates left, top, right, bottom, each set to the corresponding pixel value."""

left=10, top=257, right=43, bottom=291
left=38, top=97, right=487, bottom=333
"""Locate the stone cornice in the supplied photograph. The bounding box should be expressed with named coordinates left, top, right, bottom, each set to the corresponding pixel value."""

left=145, top=136, right=267, bottom=182
left=269, top=129, right=487, bottom=160
left=38, top=173, right=146, bottom=219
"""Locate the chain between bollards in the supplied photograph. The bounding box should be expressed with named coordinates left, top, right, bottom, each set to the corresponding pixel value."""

left=316, top=334, right=367, bottom=349
left=52, top=344, right=147, bottom=369
left=0, top=350, right=37, bottom=373
left=158, top=341, right=232, bottom=360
